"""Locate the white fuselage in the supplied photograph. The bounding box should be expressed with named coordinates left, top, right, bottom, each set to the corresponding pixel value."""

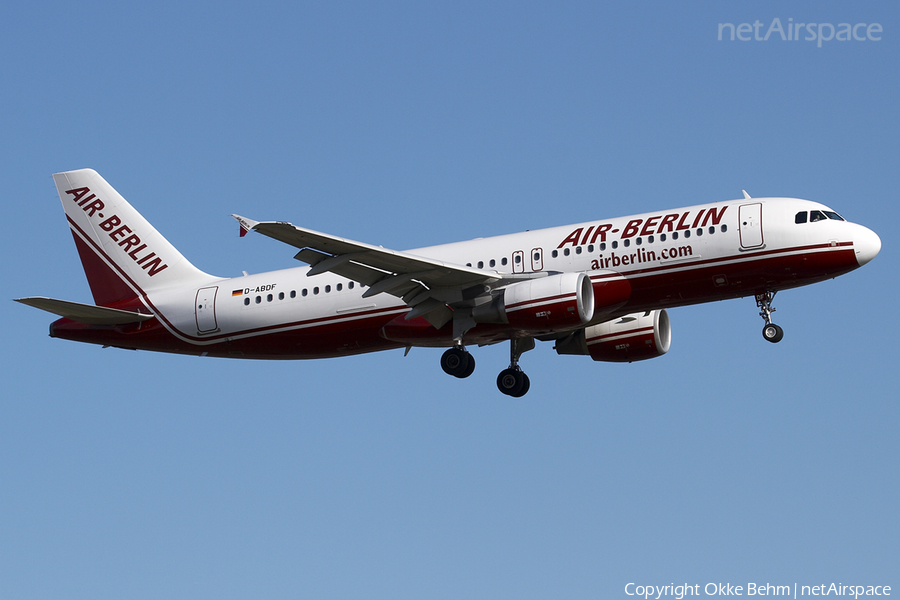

left=101, top=196, right=877, bottom=359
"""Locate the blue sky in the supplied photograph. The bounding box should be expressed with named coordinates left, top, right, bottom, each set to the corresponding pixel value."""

left=2, top=1, right=897, bottom=598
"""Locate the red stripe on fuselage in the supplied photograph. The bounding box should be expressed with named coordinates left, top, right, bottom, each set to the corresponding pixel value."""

left=61, top=212, right=861, bottom=356
left=65, top=214, right=410, bottom=354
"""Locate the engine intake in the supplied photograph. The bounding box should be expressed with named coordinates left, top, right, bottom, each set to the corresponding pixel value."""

left=555, top=309, right=671, bottom=362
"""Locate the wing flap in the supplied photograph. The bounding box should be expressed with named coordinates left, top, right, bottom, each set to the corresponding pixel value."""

left=293, top=248, right=390, bottom=286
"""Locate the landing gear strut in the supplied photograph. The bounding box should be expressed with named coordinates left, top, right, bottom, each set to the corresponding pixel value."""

left=496, top=337, right=534, bottom=397
left=441, top=346, right=475, bottom=378
left=755, top=291, right=784, bottom=343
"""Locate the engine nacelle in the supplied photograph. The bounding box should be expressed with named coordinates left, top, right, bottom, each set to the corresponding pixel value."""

left=474, top=272, right=595, bottom=332
left=555, top=309, right=671, bottom=362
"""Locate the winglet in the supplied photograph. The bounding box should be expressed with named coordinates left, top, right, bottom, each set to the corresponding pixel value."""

left=232, top=214, right=259, bottom=238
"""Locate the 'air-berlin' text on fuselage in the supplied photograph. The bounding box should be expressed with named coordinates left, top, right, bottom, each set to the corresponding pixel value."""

left=65, top=187, right=168, bottom=276
left=557, top=206, right=729, bottom=248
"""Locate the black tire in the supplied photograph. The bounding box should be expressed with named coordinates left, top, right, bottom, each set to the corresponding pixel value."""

left=510, top=372, right=530, bottom=398
left=762, top=323, right=784, bottom=343
left=497, top=368, right=525, bottom=396
left=441, top=347, right=472, bottom=377
left=460, top=353, right=476, bottom=378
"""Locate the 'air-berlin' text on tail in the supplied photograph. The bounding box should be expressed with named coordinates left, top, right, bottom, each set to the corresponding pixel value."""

left=54, top=169, right=215, bottom=306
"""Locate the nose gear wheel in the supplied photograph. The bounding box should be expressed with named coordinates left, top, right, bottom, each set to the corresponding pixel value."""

left=755, top=291, right=784, bottom=343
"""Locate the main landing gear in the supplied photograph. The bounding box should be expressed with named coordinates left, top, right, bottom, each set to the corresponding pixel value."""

left=441, top=345, right=476, bottom=378
left=496, top=337, right=534, bottom=398
left=439, top=337, right=535, bottom=397
left=756, top=291, right=784, bottom=343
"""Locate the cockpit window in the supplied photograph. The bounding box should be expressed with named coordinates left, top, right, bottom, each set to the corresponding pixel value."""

left=796, top=210, right=845, bottom=224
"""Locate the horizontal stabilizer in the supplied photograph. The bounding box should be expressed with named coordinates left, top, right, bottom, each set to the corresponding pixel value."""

left=15, top=297, right=155, bottom=325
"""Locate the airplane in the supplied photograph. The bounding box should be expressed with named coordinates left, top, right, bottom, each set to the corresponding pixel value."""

left=16, top=169, right=881, bottom=396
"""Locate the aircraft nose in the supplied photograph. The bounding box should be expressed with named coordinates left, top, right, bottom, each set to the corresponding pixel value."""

left=854, top=224, right=881, bottom=266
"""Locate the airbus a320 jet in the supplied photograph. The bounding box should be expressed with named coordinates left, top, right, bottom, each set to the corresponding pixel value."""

left=17, top=169, right=881, bottom=396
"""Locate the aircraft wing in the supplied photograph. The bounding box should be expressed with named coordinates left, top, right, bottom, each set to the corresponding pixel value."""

left=15, top=297, right=154, bottom=325
left=233, top=215, right=539, bottom=328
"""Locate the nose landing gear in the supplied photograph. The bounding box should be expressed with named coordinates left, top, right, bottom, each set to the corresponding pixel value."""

left=756, top=291, right=784, bottom=343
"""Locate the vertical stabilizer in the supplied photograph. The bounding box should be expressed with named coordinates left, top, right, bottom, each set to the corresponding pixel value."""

left=53, top=169, right=215, bottom=306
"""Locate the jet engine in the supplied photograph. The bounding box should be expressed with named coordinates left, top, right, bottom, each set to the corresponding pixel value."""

left=555, top=309, right=671, bottom=362
left=473, top=272, right=595, bottom=332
